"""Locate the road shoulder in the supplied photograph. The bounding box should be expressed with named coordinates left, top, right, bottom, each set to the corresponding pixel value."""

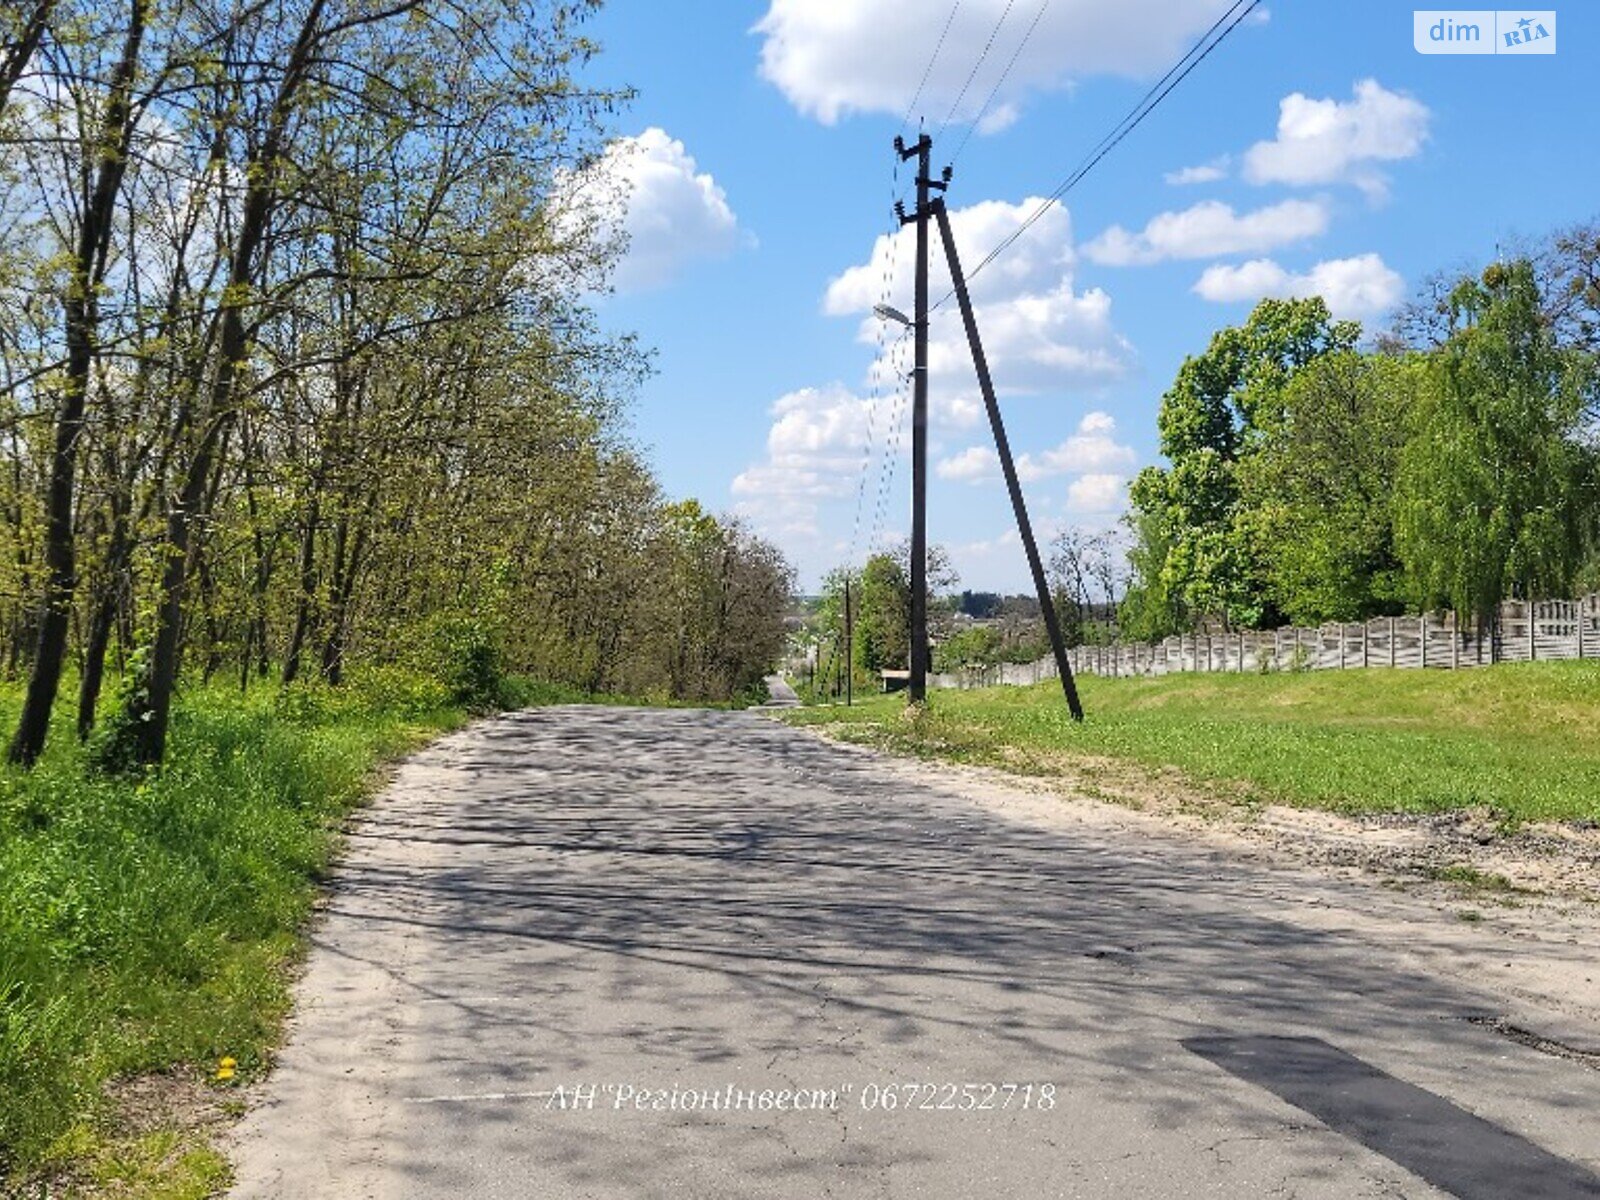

left=788, top=718, right=1600, bottom=1057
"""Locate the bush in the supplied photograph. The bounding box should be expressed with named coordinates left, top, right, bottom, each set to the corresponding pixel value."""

left=425, top=617, right=509, bottom=710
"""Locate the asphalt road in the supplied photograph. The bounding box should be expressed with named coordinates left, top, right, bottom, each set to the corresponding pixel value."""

left=228, top=706, right=1600, bottom=1199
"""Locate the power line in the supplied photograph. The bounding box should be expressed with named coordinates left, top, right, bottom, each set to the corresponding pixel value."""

left=936, top=0, right=1017, bottom=140
left=852, top=3, right=968, bottom=571
left=933, top=0, right=1262, bottom=310
left=900, top=0, right=964, bottom=133
left=947, top=0, right=1050, bottom=168
left=866, top=331, right=914, bottom=559
left=846, top=142, right=912, bottom=571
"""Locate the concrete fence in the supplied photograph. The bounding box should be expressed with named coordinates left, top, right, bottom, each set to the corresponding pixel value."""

left=927, top=594, right=1600, bottom=690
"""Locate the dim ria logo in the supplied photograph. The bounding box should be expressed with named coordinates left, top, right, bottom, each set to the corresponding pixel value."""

left=1414, top=10, right=1556, bottom=54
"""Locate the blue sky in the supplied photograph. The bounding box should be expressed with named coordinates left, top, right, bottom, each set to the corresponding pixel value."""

left=575, top=2, right=1591, bottom=592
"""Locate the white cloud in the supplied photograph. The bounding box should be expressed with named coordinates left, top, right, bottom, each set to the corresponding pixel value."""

left=826, top=197, right=1076, bottom=314
left=754, top=0, right=1256, bottom=127
left=1242, top=79, right=1429, bottom=199
left=1016, top=411, right=1137, bottom=482
left=560, top=128, right=740, bottom=293
left=1083, top=199, right=1329, bottom=266
left=1066, top=473, right=1128, bottom=514
left=1164, top=158, right=1230, bottom=186
left=936, top=445, right=998, bottom=483
left=733, top=384, right=876, bottom=500
left=1192, top=253, right=1404, bottom=320
left=827, top=197, right=1133, bottom=426
left=730, top=383, right=907, bottom=546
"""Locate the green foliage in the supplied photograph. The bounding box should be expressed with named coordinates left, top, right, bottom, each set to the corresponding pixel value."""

left=0, top=0, right=794, bottom=774
left=1118, top=510, right=1188, bottom=642
left=1239, top=351, right=1415, bottom=623
left=427, top=616, right=509, bottom=711
left=849, top=553, right=908, bottom=674
left=784, top=662, right=1600, bottom=824
left=1394, top=261, right=1597, bottom=622
left=932, top=625, right=1001, bottom=672
left=1125, top=241, right=1600, bottom=635
left=0, top=675, right=462, bottom=1175
left=1128, top=297, right=1360, bottom=631
left=812, top=544, right=960, bottom=687
left=86, top=647, right=158, bottom=776
left=643, top=503, right=794, bottom=702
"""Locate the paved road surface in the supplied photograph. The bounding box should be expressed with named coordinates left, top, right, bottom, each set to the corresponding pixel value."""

left=229, top=707, right=1600, bottom=1198
left=761, top=674, right=800, bottom=707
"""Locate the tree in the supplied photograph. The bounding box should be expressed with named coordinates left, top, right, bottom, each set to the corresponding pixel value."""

left=1239, top=350, right=1415, bottom=623
left=1125, top=297, right=1361, bottom=631
left=1394, top=260, right=1597, bottom=623
left=0, top=0, right=53, bottom=120
left=0, top=0, right=795, bottom=770
left=8, top=0, right=153, bottom=763
left=852, top=552, right=908, bottom=674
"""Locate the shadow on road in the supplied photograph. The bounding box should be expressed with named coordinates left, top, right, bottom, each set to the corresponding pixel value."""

left=274, top=706, right=1600, bottom=1197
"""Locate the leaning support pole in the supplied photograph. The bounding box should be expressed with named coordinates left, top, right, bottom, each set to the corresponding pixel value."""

left=933, top=198, right=1085, bottom=721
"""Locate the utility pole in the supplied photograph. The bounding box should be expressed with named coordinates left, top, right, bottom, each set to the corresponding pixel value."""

left=882, top=134, right=1083, bottom=719
left=844, top=575, right=853, bottom=707
left=933, top=197, right=1085, bottom=721
left=896, top=131, right=943, bottom=704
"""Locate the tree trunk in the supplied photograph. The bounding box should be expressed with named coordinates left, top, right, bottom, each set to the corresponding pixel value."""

left=282, top=494, right=321, bottom=685
left=122, top=0, right=327, bottom=764
left=76, top=587, right=117, bottom=740
left=8, top=1, right=145, bottom=766
left=0, top=0, right=54, bottom=119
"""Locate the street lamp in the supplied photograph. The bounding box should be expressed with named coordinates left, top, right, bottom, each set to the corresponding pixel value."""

left=873, top=303, right=912, bottom=327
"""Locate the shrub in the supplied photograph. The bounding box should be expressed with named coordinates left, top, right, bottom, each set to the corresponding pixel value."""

left=425, top=617, right=508, bottom=710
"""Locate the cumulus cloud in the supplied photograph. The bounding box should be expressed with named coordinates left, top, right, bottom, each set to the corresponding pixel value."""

left=1016, top=412, right=1136, bottom=482
left=1242, top=79, right=1429, bottom=199
left=559, top=128, right=740, bottom=293
left=732, top=384, right=876, bottom=499
left=1083, top=199, right=1329, bottom=266
left=1164, top=158, right=1230, bottom=186
left=1066, top=473, right=1129, bottom=514
left=754, top=0, right=1256, bottom=127
left=730, top=383, right=905, bottom=544
left=827, top=197, right=1133, bottom=427
left=936, top=445, right=998, bottom=483
left=1192, top=253, right=1404, bottom=320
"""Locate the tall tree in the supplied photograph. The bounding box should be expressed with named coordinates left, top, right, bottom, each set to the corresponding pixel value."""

left=10, top=0, right=149, bottom=764
left=1239, top=350, right=1415, bottom=623
left=1125, top=297, right=1360, bottom=631
left=1394, top=260, right=1597, bottom=622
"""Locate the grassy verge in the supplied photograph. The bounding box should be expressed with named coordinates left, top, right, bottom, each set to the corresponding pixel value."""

left=0, top=667, right=657, bottom=1194
left=782, top=661, right=1600, bottom=825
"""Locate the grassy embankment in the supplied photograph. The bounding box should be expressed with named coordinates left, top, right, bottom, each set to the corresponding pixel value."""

left=0, top=671, right=640, bottom=1195
left=783, top=662, right=1600, bottom=825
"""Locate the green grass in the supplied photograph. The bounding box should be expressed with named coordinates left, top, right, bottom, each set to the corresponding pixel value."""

left=0, top=665, right=662, bottom=1191
left=783, top=662, right=1600, bottom=824
left=0, top=666, right=464, bottom=1187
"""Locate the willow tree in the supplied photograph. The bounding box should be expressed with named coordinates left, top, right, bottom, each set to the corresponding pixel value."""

left=1395, top=260, right=1597, bottom=623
